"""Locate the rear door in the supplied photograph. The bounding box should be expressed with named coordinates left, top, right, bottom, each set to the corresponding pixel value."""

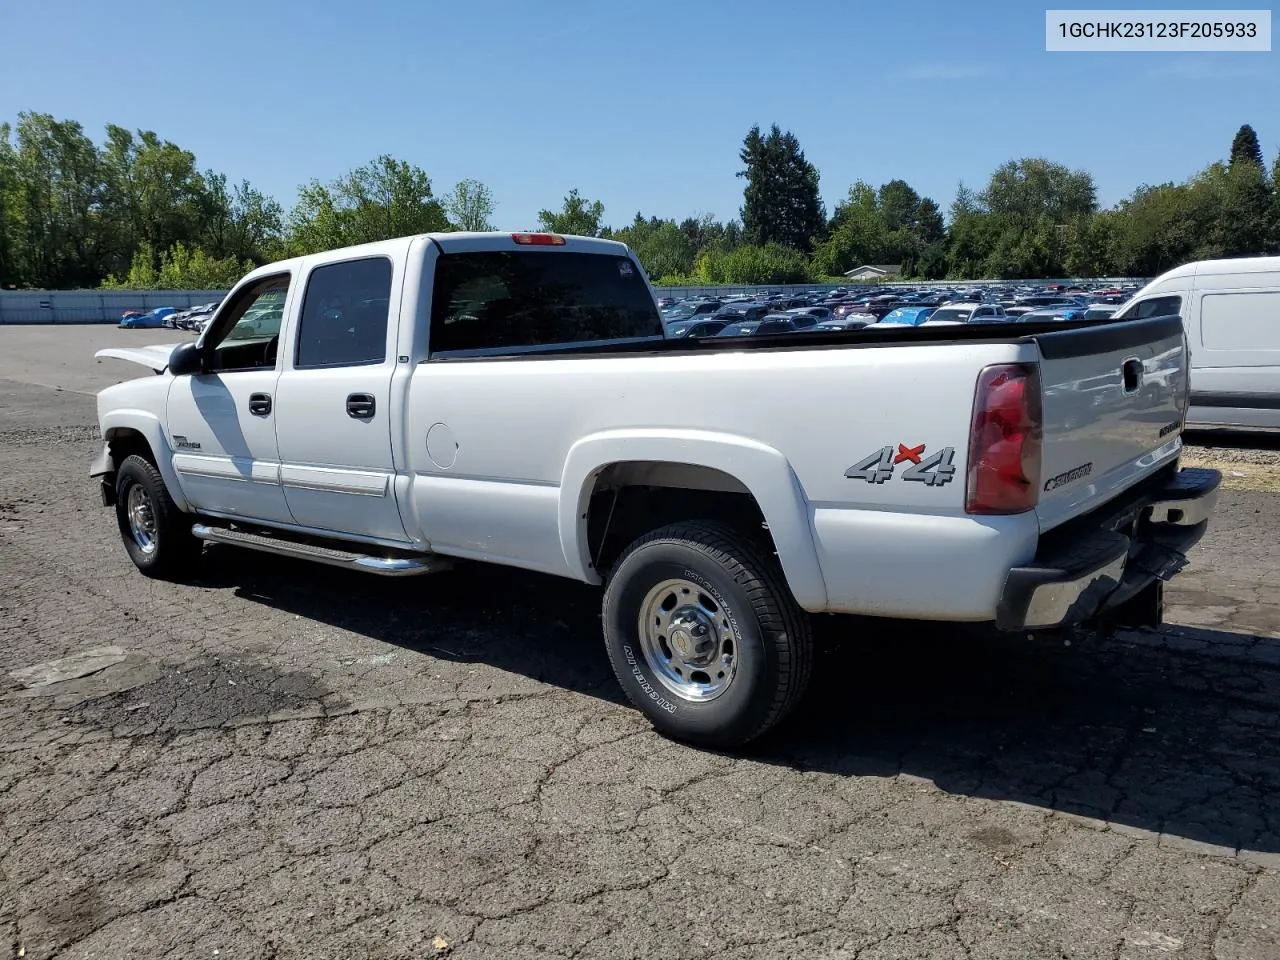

left=1031, top=314, right=1188, bottom=531
left=272, top=253, right=409, bottom=544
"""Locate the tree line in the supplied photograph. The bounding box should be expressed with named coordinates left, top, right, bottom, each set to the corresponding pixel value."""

left=2, top=112, right=1278, bottom=290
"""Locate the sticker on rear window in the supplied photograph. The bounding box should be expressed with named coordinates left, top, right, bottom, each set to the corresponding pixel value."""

left=618, top=260, right=635, bottom=277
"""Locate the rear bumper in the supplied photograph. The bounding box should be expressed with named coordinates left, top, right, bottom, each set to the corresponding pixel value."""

left=995, top=466, right=1221, bottom=631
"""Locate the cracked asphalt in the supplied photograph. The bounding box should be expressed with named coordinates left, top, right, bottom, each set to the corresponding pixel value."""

left=0, top=328, right=1278, bottom=960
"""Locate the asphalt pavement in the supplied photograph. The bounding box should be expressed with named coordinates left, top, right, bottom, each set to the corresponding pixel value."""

left=0, top=327, right=1277, bottom=960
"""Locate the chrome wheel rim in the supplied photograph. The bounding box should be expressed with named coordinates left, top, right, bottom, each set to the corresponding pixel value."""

left=126, top=484, right=158, bottom=555
left=637, top=578, right=739, bottom=702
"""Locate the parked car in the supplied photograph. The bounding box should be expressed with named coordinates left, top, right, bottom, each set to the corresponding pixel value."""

left=810, top=317, right=874, bottom=332
left=119, top=307, right=177, bottom=329
left=878, top=306, right=937, bottom=327
left=1082, top=304, right=1119, bottom=321
left=666, top=318, right=728, bottom=339
left=90, top=231, right=1218, bottom=747
left=786, top=306, right=831, bottom=321
left=710, top=303, right=770, bottom=323
left=925, top=303, right=1008, bottom=324
left=662, top=299, right=722, bottom=321
left=715, top=316, right=798, bottom=337
left=1113, top=254, right=1280, bottom=429
left=1016, top=307, right=1088, bottom=323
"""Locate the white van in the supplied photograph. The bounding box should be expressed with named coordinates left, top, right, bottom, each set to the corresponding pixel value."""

left=1114, top=256, right=1280, bottom=429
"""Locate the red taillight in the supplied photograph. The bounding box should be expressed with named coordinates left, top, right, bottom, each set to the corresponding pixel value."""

left=512, top=233, right=566, bottom=246
left=965, top=363, right=1043, bottom=515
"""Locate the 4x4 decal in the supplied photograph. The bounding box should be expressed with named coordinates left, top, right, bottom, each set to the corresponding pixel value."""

left=846, top=444, right=957, bottom=486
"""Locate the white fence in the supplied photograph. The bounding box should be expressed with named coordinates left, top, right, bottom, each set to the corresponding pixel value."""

left=0, top=290, right=226, bottom=324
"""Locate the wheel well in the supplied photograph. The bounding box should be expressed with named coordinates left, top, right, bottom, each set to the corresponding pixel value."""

left=106, top=429, right=156, bottom=469
left=585, top=462, right=775, bottom=573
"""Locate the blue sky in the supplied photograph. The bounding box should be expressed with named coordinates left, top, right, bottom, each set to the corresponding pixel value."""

left=4, top=0, right=1277, bottom=229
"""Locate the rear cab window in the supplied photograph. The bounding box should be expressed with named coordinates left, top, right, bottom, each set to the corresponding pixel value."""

left=428, top=251, right=662, bottom=356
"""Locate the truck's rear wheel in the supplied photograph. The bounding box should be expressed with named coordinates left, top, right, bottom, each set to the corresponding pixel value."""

left=113, top=454, right=201, bottom=579
left=602, top=520, right=813, bottom=748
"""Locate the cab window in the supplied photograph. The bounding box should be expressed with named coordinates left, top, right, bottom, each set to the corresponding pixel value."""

left=295, top=257, right=393, bottom=368
left=1115, top=295, right=1182, bottom=321
left=205, top=275, right=291, bottom=373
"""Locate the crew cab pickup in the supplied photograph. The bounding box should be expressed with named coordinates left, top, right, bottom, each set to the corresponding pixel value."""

left=91, top=232, right=1220, bottom=747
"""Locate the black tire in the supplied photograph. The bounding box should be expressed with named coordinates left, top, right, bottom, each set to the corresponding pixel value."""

left=601, top=520, right=813, bottom=748
left=113, top=454, right=201, bottom=579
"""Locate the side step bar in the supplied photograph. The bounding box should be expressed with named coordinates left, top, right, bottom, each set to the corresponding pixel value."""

left=191, top=524, right=451, bottom=577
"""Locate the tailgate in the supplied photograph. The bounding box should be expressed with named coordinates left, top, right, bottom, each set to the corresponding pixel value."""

left=1029, top=315, right=1187, bottom=531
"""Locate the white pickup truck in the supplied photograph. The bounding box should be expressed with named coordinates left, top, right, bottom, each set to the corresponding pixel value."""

left=91, top=232, right=1221, bottom=747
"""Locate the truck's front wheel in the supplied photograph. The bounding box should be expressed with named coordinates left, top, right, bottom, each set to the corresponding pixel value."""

left=114, top=455, right=201, bottom=579
left=602, top=520, right=813, bottom=748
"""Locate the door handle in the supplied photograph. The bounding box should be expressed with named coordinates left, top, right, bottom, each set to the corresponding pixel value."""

left=248, top=392, right=272, bottom=416
left=346, top=393, right=376, bottom=419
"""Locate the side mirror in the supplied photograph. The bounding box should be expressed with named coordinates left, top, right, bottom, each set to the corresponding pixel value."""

left=168, top=342, right=203, bottom=376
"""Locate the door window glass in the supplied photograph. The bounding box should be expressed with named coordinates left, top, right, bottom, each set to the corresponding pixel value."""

left=296, top=257, right=393, bottom=368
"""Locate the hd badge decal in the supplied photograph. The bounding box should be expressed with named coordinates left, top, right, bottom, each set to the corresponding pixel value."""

left=846, top=443, right=956, bottom=486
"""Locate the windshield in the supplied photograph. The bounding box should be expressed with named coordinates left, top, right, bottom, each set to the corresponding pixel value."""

left=927, top=307, right=972, bottom=323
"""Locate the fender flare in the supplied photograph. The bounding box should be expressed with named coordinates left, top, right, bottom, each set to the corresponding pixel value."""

left=99, top=409, right=192, bottom=513
left=558, top=428, right=829, bottom=611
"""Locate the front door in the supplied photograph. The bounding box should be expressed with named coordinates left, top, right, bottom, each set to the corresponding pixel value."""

left=165, top=275, right=296, bottom=524
left=273, top=254, right=408, bottom=543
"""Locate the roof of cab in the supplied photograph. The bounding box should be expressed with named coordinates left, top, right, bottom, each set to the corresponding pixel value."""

left=238, top=232, right=631, bottom=286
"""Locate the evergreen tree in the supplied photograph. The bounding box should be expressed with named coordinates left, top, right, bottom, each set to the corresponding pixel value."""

left=1230, top=124, right=1264, bottom=169
left=737, top=124, right=824, bottom=251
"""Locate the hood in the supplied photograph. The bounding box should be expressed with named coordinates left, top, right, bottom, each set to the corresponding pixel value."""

left=95, top=343, right=180, bottom=374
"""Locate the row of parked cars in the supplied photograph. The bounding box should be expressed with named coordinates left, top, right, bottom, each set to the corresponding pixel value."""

left=657, top=282, right=1145, bottom=339
left=117, top=302, right=221, bottom=331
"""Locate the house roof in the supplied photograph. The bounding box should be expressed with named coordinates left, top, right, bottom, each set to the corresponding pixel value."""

left=843, top=264, right=902, bottom=276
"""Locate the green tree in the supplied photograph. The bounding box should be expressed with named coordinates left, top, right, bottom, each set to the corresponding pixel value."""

left=443, top=178, right=496, bottom=231
left=200, top=172, right=283, bottom=263
left=1269, top=148, right=1280, bottom=252
left=1229, top=123, right=1264, bottom=170
left=536, top=188, right=605, bottom=236
left=982, top=158, right=1097, bottom=225
left=694, top=242, right=812, bottom=284
left=916, top=197, right=945, bottom=246
left=737, top=124, right=824, bottom=251
left=102, top=240, right=252, bottom=290
left=609, top=213, right=696, bottom=279
left=877, top=179, right=919, bottom=231
left=811, top=179, right=942, bottom=277
left=1222, top=159, right=1271, bottom=255
left=944, top=183, right=997, bottom=278
left=811, top=181, right=888, bottom=277
left=6, top=113, right=101, bottom=287
left=93, top=125, right=213, bottom=279
left=1064, top=211, right=1117, bottom=276
left=0, top=123, right=17, bottom=286
left=286, top=155, right=449, bottom=255
left=678, top=214, right=742, bottom=253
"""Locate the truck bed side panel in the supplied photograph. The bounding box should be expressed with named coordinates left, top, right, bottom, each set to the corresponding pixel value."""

left=402, top=341, right=1037, bottom=617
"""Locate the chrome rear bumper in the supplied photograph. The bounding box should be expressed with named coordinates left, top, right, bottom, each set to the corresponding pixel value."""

left=996, top=467, right=1221, bottom=631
